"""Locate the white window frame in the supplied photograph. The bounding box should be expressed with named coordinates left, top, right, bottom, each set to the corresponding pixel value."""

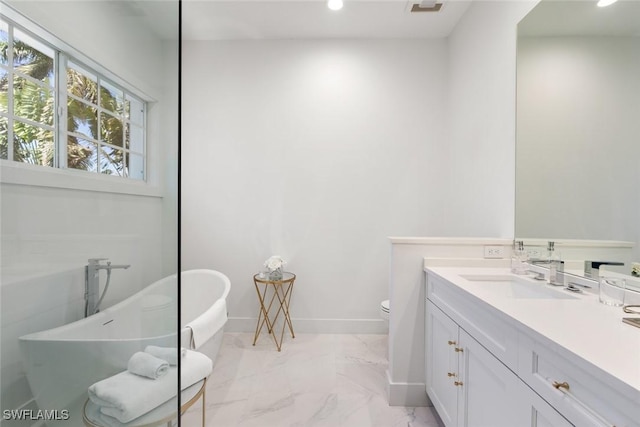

left=0, top=6, right=156, bottom=196
left=62, top=58, right=147, bottom=179
left=2, top=19, right=57, bottom=166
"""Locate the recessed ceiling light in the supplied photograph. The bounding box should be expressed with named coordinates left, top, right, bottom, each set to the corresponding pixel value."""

left=328, top=0, right=343, bottom=11
left=597, top=0, right=618, bottom=7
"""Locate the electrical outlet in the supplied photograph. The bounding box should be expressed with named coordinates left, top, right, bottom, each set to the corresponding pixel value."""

left=484, top=245, right=505, bottom=259
left=527, top=249, right=541, bottom=259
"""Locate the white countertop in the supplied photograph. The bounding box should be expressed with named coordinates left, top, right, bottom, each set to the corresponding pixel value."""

left=425, top=266, right=640, bottom=396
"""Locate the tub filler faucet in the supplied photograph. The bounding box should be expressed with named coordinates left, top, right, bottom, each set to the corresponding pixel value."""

left=85, top=258, right=130, bottom=317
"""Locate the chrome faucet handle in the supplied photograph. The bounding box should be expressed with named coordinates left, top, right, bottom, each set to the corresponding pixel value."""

left=88, top=258, right=109, bottom=264
left=106, top=264, right=131, bottom=270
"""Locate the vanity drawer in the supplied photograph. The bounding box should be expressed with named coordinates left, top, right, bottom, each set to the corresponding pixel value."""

left=518, top=335, right=640, bottom=427
left=427, top=272, right=519, bottom=370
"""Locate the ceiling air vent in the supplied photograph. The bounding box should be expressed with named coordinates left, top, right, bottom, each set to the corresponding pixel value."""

left=411, top=0, right=443, bottom=12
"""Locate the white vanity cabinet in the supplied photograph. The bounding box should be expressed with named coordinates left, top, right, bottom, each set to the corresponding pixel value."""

left=426, top=300, right=524, bottom=427
left=518, top=334, right=639, bottom=427
left=425, top=300, right=459, bottom=425
left=426, top=269, right=640, bottom=427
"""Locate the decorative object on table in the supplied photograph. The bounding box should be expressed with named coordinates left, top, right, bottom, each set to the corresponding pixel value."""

left=263, top=255, right=286, bottom=281
left=631, top=262, right=640, bottom=277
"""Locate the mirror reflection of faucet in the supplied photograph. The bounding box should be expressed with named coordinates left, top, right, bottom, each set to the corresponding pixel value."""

left=584, top=260, right=624, bottom=280
left=85, top=258, right=131, bottom=317
left=522, top=245, right=565, bottom=285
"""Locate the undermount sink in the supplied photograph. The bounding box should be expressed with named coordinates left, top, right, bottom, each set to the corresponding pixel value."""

left=459, top=274, right=577, bottom=300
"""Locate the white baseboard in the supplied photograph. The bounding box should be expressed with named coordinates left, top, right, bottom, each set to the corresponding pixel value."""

left=225, top=317, right=388, bottom=334
left=386, top=370, right=431, bottom=407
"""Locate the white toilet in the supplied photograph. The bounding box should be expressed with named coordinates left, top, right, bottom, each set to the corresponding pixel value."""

left=380, top=299, right=390, bottom=325
left=380, top=300, right=390, bottom=359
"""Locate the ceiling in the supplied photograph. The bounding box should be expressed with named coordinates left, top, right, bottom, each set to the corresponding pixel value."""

left=518, top=0, right=640, bottom=37
left=131, top=0, right=640, bottom=42
left=180, top=0, right=472, bottom=40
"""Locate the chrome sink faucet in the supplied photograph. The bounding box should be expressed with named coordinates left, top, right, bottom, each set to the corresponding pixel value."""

left=524, top=242, right=564, bottom=284
left=85, top=258, right=131, bottom=317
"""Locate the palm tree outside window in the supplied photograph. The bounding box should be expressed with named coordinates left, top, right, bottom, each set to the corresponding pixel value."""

left=0, top=15, right=146, bottom=180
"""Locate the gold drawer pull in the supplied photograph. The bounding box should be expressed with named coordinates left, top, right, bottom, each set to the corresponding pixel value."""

left=553, top=381, right=570, bottom=391
left=550, top=379, right=616, bottom=426
left=447, top=372, right=456, bottom=377
left=454, top=381, right=463, bottom=387
left=454, top=347, right=464, bottom=353
left=447, top=340, right=456, bottom=345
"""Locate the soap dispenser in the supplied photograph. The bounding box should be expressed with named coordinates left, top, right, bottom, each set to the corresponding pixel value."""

left=511, top=240, right=528, bottom=275
left=547, top=241, right=561, bottom=285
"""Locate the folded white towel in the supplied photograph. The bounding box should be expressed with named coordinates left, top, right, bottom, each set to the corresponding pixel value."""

left=83, top=403, right=128, bottom=427
left=180, top=349, right=213, bottom=389
left=144, top=346, right=185, bottom=366
left=88, top=368, right=176, bottom=423
left=185, top=299, right=227, bottom=349
left=88, top=350, right=213, bottom=423
left=127, top=351, right=169, bottom=379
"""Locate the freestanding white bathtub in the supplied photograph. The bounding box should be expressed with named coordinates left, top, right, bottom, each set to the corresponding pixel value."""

left=19, top=269, right=230, bottom=426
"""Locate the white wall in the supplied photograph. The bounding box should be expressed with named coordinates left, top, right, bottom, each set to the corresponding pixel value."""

left=181, top=39, right=448, bottom=331
left=386, top=0, right=538, bottom=406
left=0, top=1, right=178, bottom=411
left=516, top=36, right=640, bottom=262
left=444, top=0, right=537, bottom=238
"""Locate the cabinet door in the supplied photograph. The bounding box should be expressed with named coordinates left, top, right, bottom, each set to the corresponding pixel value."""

left=426, top=300, right=459, bottom=427
left=458, top=329, right=520, bottom=427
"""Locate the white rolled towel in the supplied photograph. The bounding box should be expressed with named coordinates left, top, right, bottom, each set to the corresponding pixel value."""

left=144, top=346, right=187, bottom=366
left=88, top=350, right=213, bottom=423
left=127, top=352, right=169, bottom=379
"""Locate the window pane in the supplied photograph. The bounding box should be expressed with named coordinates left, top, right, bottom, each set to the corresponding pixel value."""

left=100, top=79, right=123, bottom=115
left=0, top=20, right=8, bottom=67
left=68, top=98, right=98, bottom=140
left=13, top=28, right=54, bottom=86
left=1, top=19, right=147, bottom=180
left=100, top=111, right=123, bottom=147
left=13, top=76, right=54, bottom=126
left=67, top=63, right=98, bottom=104
left=99, top=144, right=124, bottom=176
left=126, top=152, right=144, bottom=180
left=67, top=136, right=97, bottom=172
left=13, top=121, right=53, bottom=166
left=127, top=95, right=143, bottom=125
left=0, top=68, right=7, bottom=113
left=0, top=116, right=7, bottom=159
left=126, top=123, right=144, bottom=153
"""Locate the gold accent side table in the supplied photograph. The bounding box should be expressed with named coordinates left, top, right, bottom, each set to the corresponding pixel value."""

left=253, top=272, right=296, bottom=351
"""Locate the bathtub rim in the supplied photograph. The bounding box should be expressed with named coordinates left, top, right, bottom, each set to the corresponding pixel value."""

left=181, top=269, right=231, bottom=302
left=19, top=269, right=230, bottom=342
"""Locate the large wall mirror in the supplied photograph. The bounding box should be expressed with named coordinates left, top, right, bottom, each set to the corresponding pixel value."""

left=515, top=0, right=640, bottom=280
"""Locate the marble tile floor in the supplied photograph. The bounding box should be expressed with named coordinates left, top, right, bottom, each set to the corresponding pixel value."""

left=181, top=332, right=444, bottom=427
